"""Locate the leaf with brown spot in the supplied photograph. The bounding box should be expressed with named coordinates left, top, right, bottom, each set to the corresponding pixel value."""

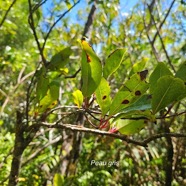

left=138, top=70, right=148, bottom=81
left=135, top=90, right=141, bottom=96
left=78, top=39, right=102, bottom=97
left=102, top=95, right=107, bottom=100
left=95, top=77, right=111, bottom=115
left=122, top=99, right=129, bottom=104
left=86, top=54, right=91, bottom=63
left=109, top=72, right=149, bottom=116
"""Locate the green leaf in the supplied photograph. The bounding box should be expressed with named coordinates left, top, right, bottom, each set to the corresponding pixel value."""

left=149, top=62, right=173, bottom=94
left=37, top=80, right=60, bottom=113
left=152, top=75, right=185, bottom=114
left=53, top=173, right=64, bottom=186
left=175, top=62, right=186, bottom=82
left=48, top=47, right=72, bottom=71
left=175, top=62, right=186, bottom=100
left=129, top=57, right=148, bottom=76
left=120, top=94, right=152, bottom=113
left=36, top=67, right=49, bottom=101
left=114, top=110, right=155, bottom=123
left=95, top=77, right=111, bottom=115
left=103, top=48, right=127, bottom=79
left=79, top=39, right=102, bottom=97
left=109, top=71, right=149, bottom=116
left=111, top=119, right=146, bottom=135
left=72, top=90, right=83, bottom=108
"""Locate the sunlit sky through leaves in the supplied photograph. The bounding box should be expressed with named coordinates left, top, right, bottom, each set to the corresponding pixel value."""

left=41, top=0, right=138, bottom=32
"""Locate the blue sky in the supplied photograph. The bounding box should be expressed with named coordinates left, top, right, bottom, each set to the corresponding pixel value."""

left=42, top=0, right=138, bottom=30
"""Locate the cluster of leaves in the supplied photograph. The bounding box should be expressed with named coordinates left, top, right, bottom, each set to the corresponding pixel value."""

left=72, top=38, right=186, bottom=135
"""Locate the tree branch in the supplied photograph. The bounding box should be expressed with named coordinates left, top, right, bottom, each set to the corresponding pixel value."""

left=42, top=0, right=81, bottom=51
left=151, top=0, right=176, bottom=45
left=147, top=3, right=176, bottom=72
left=0, top=0, right=17, bottom=28
left=28, top=122, right=186, bottom=148
left=142, top=7, right=160, bottom=62
left=65, top=68, right=81, bottom=79
left=28, top=0, right=47, bottom=67
left=82, top=2, right=97, bottom=37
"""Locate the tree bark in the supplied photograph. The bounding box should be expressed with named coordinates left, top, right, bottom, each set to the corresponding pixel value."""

left=165, top=126, right=173, bottom=186
left=8, top=111, right=26, bottom=186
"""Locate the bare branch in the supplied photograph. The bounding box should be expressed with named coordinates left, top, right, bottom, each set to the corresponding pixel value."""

left=143, top=133, right=186, bottom=144
left=32, top=0, right=48, bottom=12
left=149, top=11, right=176, bottom=72
left=28, top=0, right=47, bottom=67
left=151, top=0, right=176, bottom=44
left=29, top=122, right=186, bottom=148
left=39, top=123, right=147, bottom=146
left=65, top=68, right=81, bottom=79
left=82, top=2, right=97, bottom=37
left=142, top=5, right=160, bottom=62
left=42, top=0, right=81, bottom=51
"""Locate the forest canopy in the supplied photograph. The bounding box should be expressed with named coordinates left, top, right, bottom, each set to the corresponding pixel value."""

left=0, top=0, right=186, bottom=185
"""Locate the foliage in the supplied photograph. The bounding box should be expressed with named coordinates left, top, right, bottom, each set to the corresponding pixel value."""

left=0, top=0, right=186, bottom=186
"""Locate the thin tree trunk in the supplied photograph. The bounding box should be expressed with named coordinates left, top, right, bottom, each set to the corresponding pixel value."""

left=165, top=126, right=173, bottom=186
left=8, top=111, right=25, bottom=186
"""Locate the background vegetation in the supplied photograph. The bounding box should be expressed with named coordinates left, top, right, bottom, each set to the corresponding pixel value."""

left=0, top=0, right=186, bottom=185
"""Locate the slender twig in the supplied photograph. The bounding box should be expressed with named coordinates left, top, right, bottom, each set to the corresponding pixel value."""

left=0, top=0, right=17, bottom=28
left=28, top=0, right=47, bottom=67
left=142, top=6, right=160, bottom=62
left=0, top=89, right=7, bottom=97
left=42, top=0, right=81, bottom=51
left=84, top=114, right=99, bottom=128
left=25, top=63, right=41, bottom=125
left=0, top=70, right=34, bottom=115
left=147, top=4, right=176, bottom=72
left=142, top=133, right=186, bottom=144
left=32, top=0, right=48, bottom=12
left=65, top=68, right=81, bottom=79
left=85, top=109, right=101, bottom=122
left=157, top=111, right=186, bottom=119
left=151, top=0, right=176, bottom=45
left=22, top=135, right=62, bottom=166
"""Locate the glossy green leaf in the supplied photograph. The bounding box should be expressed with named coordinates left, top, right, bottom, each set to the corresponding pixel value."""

left=149, top=62, right=173, bottom=93
left=120, top=94, right=152, bottom=113
left=72, top=90, right=83, bottom=108
left=103, top=48, right=127, bottom=79
left=152, top=75, right=185, bottom=114
left=114, top=110, right=155, bottom=123
left=48, top=47, right=72, bottom=71
left=111, top=119, right=146, bottom=135
left=95, top=77, right=111, bottom=115
left=37, top=80, right=60, bottom=113
left=109, top=71, right=149, bottom=116
left=53, top=173, right=64, bottom=186
left=78, top=39, right=102, bottom=97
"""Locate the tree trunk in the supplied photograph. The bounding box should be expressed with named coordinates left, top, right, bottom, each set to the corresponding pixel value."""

left=8, top=111, right=25, bottom=186
left=165, top=127, right=173, bottom=186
